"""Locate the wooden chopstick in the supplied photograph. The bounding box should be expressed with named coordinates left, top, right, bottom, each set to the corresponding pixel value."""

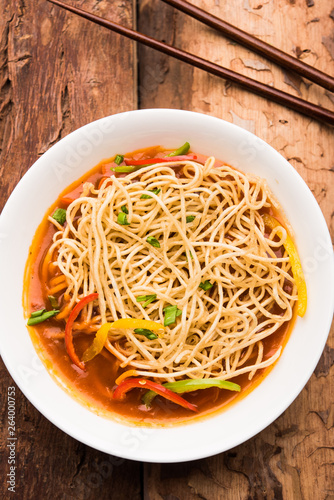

left=162, top=0, right=334, bottom=93
left=48, top=0, right=334, bottom=126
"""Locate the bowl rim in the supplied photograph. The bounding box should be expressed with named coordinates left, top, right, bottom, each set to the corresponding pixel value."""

left=0, top=108, right=333, bottom=463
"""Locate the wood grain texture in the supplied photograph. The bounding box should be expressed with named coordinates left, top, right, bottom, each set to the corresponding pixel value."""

left=1, top=0, right=333, bottom=498
left=0, top=1, right=140, bottom=499
left=138, top=0, right=334, bottom=499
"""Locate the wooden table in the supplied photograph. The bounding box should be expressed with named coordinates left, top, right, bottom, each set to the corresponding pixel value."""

left=1, top=1, right=333, bottom=498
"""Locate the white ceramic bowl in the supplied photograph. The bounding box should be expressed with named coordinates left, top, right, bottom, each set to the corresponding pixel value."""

left=0, top=109, right=333, bottom=462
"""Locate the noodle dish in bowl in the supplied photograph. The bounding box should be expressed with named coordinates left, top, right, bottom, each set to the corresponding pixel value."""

left=0, top=109, right=333, bottom=462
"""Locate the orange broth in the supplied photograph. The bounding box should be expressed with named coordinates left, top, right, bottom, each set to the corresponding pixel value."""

left=24, top=146, right=297, bottom=426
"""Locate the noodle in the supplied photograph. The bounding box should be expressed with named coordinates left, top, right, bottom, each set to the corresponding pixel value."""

left=45, top=157, right=297, bottom=384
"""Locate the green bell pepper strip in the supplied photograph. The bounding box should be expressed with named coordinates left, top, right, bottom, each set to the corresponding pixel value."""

left=142, top=378, right=241, bottom=407
left=112, top=165, right=143, bottom=173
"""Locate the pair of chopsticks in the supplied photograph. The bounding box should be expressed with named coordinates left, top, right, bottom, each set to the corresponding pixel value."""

left=48, top=0, right=334, bottom=126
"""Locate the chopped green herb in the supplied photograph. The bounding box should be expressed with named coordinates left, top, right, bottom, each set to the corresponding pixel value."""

left=121, top=205, right=128, bottom=214
left=52, top=208, right=66, bottom=225
left=199, top=280, right=213, bottom=291
left=134, top=328, right=158, bottom=340
left=114, top=154, right=124, bottom=165
left=167, top=142, right=190, bottom=157
left=48, top=295, right=58, bottom=309
left=30, top=309, right=46, bottom=318
left=140, top=188, right=161, bottom=200
left=146, top=236, right=160, bottom=248
left=136, top=294, right=157, bottom=308
left=186, top=215, right=196, bottom=223
left=27, top=309, right=60, bottom=326
left=163, top=305, right=182, bottom=327
left=117, top=212, right=130, bottom=225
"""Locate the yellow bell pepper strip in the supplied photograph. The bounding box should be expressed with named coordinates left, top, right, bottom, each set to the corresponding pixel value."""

left=65, top=293, right=99, bottom=370
left=110, top=318, right=164, bottom=331
left=112, top=378, right=198, bottom=412
left=262, top=214, right=307, bottom=317
left=82, top=318, right=165, bottom=363
left=82, top=322, right=112, bottom=363
left=142, top=378, right=241, bottom=408
left=115, top=370, right=139, bottom=385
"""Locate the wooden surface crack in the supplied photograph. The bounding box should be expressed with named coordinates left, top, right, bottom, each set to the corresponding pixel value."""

left=0, top=15, right=14, bottom=163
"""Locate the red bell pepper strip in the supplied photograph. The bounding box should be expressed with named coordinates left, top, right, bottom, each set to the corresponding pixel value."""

left=65, top=293, right=99, bottom=370
left=112, top=377, right=198, bottom=412
left=123, top=154, right=197, bottom=166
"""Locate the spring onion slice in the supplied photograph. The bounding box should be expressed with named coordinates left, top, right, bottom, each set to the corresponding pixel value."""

left=121, top=205, right=128, bottom=214
left=52, top=208, right=66, bottom=225
left=27, top=309, right=60, bottom=326
left=30, top=309, right=46, bottom=318
left=140, top=188, right=161, bottom=200
left=163, top=305, right=182, bottom=326
left=143, top=378, right=241, bottom=407
left=167, top=142, right=190, bottom=157
left=146, top=236, right=160, bottom=248
left=114, top=154, right=124, bottom=165
left=136, top=294, right=157, bottom=308
left=199, top=280, right=213, bottom=291
left=117, top=212, right=130, bottom=225
left=186, top=215, right=196, bottom=223
left=134, top=328, right=158, bottom=340
left=48, top=295, right=59, bottom=308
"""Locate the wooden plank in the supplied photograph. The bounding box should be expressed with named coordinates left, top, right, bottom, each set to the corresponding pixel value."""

left=1, top=0, right=333, bottom=498
left=0, top=1, right=140, bottom=499
left=138, top=0, right=334, bottom=498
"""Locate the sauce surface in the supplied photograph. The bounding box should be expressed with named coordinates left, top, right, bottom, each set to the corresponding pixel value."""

left=24, top=147, right=296, bottom=426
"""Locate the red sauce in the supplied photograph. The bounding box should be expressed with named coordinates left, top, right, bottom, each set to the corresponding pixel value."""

left=24, top=146, right=296, bottom=426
